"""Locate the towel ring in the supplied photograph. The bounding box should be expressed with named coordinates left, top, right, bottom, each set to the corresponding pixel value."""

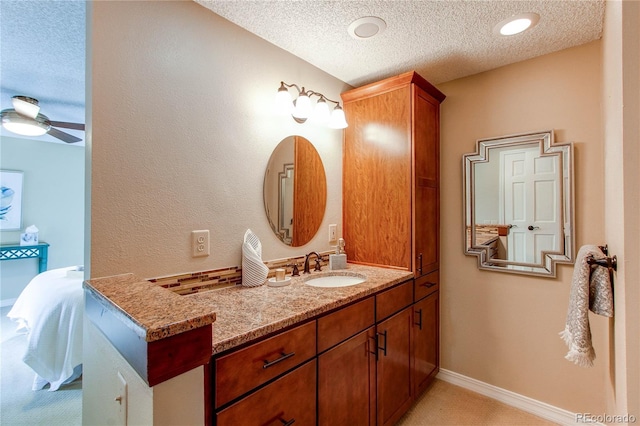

left=587, top=254, right=618, bottom=272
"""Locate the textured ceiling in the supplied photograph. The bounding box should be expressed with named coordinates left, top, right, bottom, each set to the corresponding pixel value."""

left=0, top=0, right=86, bottom=145
left=196, top=0, right=605, bottom=87
left=0, top=1, right=605, bottom=146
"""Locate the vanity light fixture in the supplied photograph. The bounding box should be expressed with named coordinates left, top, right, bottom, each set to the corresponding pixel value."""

left=275, top=82, right=348, bottom=129
left=494, top=12, right=540, bottom=36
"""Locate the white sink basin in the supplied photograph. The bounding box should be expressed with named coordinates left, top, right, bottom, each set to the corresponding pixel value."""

left=304, top=273, right=366, bottom=288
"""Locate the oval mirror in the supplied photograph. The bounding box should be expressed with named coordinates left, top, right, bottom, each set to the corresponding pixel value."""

left=463, top=130, right=575, bottom=277
left=263, top=136, right=327, bottom=247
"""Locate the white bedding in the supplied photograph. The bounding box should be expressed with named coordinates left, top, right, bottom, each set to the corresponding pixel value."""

left=7, top=266, right=84, bottom=391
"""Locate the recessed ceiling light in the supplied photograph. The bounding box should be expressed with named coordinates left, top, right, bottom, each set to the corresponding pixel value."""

left=494, top=12, right=540, bottom=36
left=348, top=16, right=387, bottom=40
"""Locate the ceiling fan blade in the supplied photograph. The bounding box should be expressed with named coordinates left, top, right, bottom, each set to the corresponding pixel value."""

left=48, top=127, right=83, bottom=143
left=50, top=120, right=85, bottom=131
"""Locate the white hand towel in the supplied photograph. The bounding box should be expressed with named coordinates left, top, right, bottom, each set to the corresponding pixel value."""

left=559, top=245, right=614, bottom=367
left=242, top=229, right=268, bottom=287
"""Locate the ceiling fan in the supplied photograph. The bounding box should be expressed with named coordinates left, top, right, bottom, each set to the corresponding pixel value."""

left=0, top=95, right=85, bottom=143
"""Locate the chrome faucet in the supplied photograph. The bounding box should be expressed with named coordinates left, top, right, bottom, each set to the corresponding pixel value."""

left=303, top=252, right=322, bottom=274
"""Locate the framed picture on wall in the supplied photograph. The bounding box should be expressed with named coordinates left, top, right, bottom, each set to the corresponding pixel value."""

left=0, top=170, right=24, bottom=231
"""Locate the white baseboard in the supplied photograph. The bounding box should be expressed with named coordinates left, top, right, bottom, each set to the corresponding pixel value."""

left=436, top=369, right=605, bottom=426
left=0, top=298, right=17, bottom=308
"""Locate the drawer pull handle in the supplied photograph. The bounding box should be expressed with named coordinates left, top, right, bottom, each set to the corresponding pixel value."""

left=279, top=418, right=295, bottom=426
left=377, top=330, right=388, bottom=357
left=262, top=351, right=295, bottom=369
left=415, top=308, right=423, bottom=330
left=421, top=281, right=437, bottom=288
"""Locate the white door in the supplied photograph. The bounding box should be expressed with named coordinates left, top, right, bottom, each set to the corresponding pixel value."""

left=501, top=147, right=562, bottom=264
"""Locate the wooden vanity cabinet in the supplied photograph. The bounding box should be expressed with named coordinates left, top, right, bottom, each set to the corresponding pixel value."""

left=341, top=71, right=445, bottom=278
left=412, top=290, right=439, bottom=397
left=342, top=71, right=444, bottom=421
left=376, top=306, right=414, bottom=426
left=373, top=279, right=415, bottom=426
left=211, top=277, right=440, bottom=425
left=216, top=359, right=316, bottom=426
left=214, top=321, right=316, bottom=408
left=318, top=297, right=376, bottom=426
left=318, top=327, right=377, bottom=426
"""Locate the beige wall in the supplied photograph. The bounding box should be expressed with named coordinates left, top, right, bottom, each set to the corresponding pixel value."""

left=89, top=1, right=348, bottom=279
left=438, top=41, right=608, bottom=413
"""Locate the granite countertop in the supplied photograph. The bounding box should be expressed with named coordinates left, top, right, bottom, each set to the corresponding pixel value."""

left=84, top=273, right=217, bottom=342
left=84, top=264, right=413, bottom=355
left=188, top=264, right=413, bottom=354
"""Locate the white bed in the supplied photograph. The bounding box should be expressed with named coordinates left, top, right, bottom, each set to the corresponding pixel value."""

left=7, top=266, right=84, bottom=391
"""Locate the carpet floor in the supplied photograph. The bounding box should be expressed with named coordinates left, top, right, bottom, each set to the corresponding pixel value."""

left=1, top=306, right=82, bottom=426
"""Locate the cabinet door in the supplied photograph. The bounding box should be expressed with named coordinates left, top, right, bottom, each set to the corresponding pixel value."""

left=376, top=307, right=413, bottom=426
left=412, top=291, right=439, bottom=397
left=318, top=327, right=376, bottom=426
left=343, top=86, right=412, bottom=270
left=413, top=86, right=440, bottom=276
left=216, top=360, right=316, bottom=426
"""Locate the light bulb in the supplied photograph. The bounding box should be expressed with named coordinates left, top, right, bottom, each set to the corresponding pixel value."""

left=312, top=98, right=331, bottom=124
left=1, top=111, right=50, bottom=136
left=292, top=92, right=312, bottom=119
left=275, top=84, right=293, bottom=115
left=500, top=18, right=532, bottom=35
left=494, top=13, right=540, bottom=37
left=328, top=105, right=348, bottom=129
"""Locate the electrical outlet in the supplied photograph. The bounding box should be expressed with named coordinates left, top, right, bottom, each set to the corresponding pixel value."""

left=191, top=230, right=210, bottom=257
left=328, top=224, right=337, bottom=242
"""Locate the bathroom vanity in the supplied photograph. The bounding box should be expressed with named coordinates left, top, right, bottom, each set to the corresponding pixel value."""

left=84, top=263, right=438, bottom=425
left=205, top=268, right=438, bottom=426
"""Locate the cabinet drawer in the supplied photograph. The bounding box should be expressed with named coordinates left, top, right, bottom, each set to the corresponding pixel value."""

left=216, top=359, right=317, bottom=426
left=214, top=321, right=316, bottom=408
left=376, top=280, right=413, bottom=322
left=318, top=297, right=375, bottom=353
left=415, top=270, right=439, bottom=300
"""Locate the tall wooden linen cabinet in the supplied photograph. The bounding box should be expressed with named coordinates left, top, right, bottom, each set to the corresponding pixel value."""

left=341, top=71, right=445, bottom=425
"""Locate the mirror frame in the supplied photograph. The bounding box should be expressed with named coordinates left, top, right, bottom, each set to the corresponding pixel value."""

left=263, top=135, right=327, bottom=247
left=462, top=130, right=575, bottom=277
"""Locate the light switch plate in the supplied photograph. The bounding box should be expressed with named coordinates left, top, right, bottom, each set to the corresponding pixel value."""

left=328, top=224, right=337, bottom=242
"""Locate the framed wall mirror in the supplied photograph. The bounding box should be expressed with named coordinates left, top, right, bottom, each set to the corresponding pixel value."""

left=263, top=135, right=327, bottom=247
left=463, top=130, right=575, bottom=277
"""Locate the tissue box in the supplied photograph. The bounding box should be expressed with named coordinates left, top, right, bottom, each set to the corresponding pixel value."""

left=20, top=232, right=38, bottom=246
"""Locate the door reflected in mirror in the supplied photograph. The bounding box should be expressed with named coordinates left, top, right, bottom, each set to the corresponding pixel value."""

left=263, top=136, right=327, bottom=247
left=463, top=130, right=574, bottom=277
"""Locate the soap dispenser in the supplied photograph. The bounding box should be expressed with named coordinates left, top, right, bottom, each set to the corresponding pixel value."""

left=329, top=238, right=347, bottom=270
